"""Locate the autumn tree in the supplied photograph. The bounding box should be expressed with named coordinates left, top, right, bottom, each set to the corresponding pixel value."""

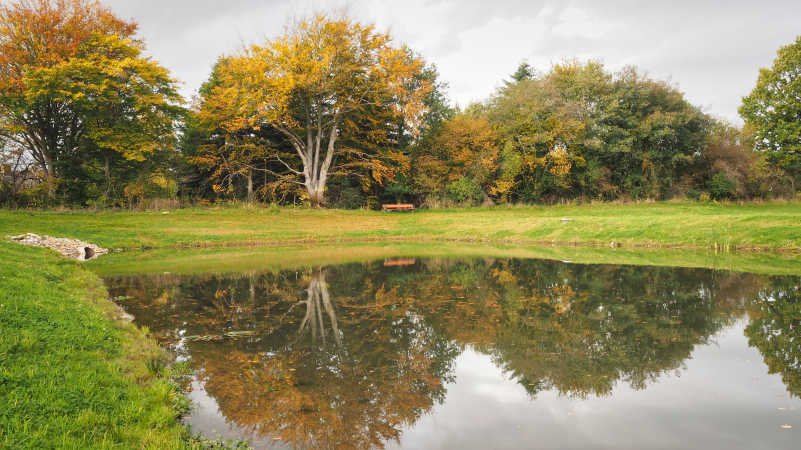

left=740, top=35, right=801, bottom=193
left=378, top=63, right=455, bottom=205
left=199, top=14, right=431, bottom=206
left=487, top=61, right=598, bottom=201
left=481, top=61, right=710, bottom=202
left=413, top=113, right=500, bottom=205
left=0, top=0, right=183, bottom=202
left=184, top=58, right=286, bottom=203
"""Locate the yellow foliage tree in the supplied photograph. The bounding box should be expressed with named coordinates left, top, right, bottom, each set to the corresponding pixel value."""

left=199, top=14, right=431, bottom=206
left=414, top=113, right=500, bottom=202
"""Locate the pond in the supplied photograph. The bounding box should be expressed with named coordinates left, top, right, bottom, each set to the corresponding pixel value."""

left=102, top=255, right=801, bottom=449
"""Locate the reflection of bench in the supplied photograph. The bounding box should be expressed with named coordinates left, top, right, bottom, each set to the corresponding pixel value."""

left=384, top=258, right=417, bottom=267
left=382, top=204, right=415, bottom=212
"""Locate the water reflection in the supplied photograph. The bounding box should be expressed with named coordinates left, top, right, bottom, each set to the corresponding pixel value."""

left=105, top=258, right=801, bottom=448
left=745, top=276, right=801, bottom=398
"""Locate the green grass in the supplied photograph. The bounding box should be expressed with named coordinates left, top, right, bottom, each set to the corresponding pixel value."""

left=0, top=241, right=197, bottom=449
left=88, top=241, right=801, bottom=278
left=1, top=201, right=800, bottom=251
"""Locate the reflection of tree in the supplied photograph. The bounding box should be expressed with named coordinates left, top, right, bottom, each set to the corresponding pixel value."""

left=105, top=259, right=793, bottom=447
left=296, top=271, right=341, bottom=346
left=108, top=268, right=458, bottom=449
left=745, top=276, right=801, bottom=398
left=485, top=266, right=758, bottom=397
left=366, top=259, right=758, bottom=398
left=194, top=269, right=457, bottom=449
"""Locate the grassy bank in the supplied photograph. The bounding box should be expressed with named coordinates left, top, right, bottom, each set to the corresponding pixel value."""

left=1, top=201, right=801, bottom=251
left=0, top=241, right=194, bottom=448
left=88, top=241, right=801, bottom=278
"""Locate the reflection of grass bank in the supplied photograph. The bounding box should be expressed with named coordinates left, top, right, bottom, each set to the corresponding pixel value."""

left=90, top=242, right=801, bottom=277
left=0, top=241, right=204, bottom=448
left=1, top=202, right=801, bottom=252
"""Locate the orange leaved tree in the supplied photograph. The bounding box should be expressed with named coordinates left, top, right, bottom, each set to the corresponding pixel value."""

left=0, top=0, right=183, bottom=200
left=199, top=14, right=431, bottom=206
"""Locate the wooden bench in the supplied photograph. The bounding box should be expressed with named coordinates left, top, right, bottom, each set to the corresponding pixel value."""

left=381, top=203, right=415, bottom=212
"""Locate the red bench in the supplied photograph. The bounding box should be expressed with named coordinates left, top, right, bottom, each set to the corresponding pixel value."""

left=382, top=204, right=415, bottom=212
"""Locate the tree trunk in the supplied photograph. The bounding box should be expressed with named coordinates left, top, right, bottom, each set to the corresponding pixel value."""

left=247, top=168, right=254, bottom=203
left=104, top=154, right=111, bottom=200
left=279, top=112, right=340, bottom=208
left=43, top=154, right=56, bottom=201
left=297, top=271, right=340, bottom=346
left=307, top=183, right=325, bottom=208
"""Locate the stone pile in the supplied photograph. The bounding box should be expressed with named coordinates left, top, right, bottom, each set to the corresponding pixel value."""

left=9, top=233, right=108, bottom=261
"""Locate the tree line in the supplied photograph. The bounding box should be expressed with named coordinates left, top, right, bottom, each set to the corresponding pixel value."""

left=1, top=0, right=799, bottom=208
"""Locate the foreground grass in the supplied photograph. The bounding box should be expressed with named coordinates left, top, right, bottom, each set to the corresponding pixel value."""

left=0, top=241, right=195, bottom=448
left=1, top=201, right=800, bottom=251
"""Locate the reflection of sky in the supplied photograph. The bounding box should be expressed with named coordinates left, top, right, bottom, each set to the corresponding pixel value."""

left=186, top=380, right=288, bottom=450
left=391, top=319, right=801, bottom=450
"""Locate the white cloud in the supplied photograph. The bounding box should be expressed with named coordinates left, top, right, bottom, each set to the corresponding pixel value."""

left=103, top=0, right=801, bottom=123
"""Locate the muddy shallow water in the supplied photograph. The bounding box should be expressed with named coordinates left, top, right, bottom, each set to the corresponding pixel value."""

left=104, top=257, right=801, bottom=449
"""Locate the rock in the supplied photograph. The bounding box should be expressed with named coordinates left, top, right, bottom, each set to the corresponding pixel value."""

left=8, top=233, right=108, bottom=261
left=116, top=309, right=135, bottom=322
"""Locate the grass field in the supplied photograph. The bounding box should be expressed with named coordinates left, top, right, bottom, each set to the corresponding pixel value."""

left=1, top=201, right=800, bottom=251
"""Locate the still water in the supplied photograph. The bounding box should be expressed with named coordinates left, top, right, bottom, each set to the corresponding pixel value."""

left=104, top=257, right=801, bottom=449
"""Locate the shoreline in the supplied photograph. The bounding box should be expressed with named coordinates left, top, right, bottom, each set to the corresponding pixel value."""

left=2, top=202, right=801, bottom=254
left=0, top=242, right=240, bottom=448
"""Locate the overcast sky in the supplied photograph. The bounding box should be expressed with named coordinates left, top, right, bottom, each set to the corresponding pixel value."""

left=103, top=0, right=801, bottom=124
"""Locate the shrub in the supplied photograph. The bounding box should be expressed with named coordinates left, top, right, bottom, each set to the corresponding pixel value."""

left=447, top=177, right=483, bottom=205
left=707, top=171, right=735, bottom=200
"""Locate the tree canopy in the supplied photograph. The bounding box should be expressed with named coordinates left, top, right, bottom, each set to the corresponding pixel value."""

left=741, top=35, right=801, bottom=191
left=0, top=0, right=183, bottom=205
left=0, top=3, right=798, bottom=208
left=195, top=14, right=432, bottom=206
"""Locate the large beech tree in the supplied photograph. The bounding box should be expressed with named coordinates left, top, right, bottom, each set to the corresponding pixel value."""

left=199, top=14, right=431, bottom=206
left=0, top=0, right=183, bottom=198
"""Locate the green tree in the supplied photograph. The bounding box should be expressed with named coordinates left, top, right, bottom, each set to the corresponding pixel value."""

left=507, top=61, right=536, bottom=84
left=740, top=35, right=801, bottom=193
left=484, top=61, right=710, bottom=202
